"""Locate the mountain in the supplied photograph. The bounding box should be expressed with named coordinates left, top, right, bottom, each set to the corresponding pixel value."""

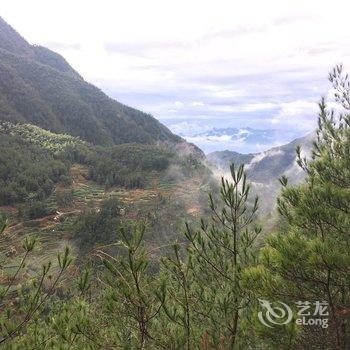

left=197, top=127, right=276, bottom=143
left=206, top=150, right=255, bottom=171
left=173, top=123, right=305, bottom=154
left=0, top=17, right=207, bottom=207
left=207, top=133, right=314, bottom=181
left=246, top=134, right=314, bottom=183
left=207, top=133, right=315, bottom=212
left=0, top=17, right=187, bottom=147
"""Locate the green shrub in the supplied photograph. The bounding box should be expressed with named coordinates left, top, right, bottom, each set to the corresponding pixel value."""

left=55, top=190, right=74, bottom=207
left=25, top=200, right=56, bottom=219
left=0, top=133, right=69, bottom=205
left=72, top=197, right=120, bottom=249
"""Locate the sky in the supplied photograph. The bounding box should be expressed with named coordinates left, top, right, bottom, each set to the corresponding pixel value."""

left=2, top=0, right=350, bottom=153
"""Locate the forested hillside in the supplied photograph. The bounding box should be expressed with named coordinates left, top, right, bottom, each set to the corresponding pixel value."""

left=0, top=121, right=202, bottom=206
left=0, top=16, right=184, bottom=146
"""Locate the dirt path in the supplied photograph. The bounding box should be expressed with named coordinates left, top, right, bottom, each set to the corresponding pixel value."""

left=7, top=210, right=82, bottom=235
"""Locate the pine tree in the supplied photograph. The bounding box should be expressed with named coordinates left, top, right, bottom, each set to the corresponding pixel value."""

left=160, top=243, right=197, bottom=349
left=0, top=213, right=73, bottom=347
left=258, top=65, right=350, bottom=349
left=183, top=163, right=262, bottom=348
left=100, top=223, right=166, bottom=349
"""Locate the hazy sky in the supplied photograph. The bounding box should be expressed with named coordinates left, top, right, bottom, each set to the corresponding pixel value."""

left=2, top=0, right=350, bottom=153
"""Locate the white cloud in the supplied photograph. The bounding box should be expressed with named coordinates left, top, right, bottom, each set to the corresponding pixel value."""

left=187, top=135, right=237, bottom=143
left=248, top=149, right=284, bottom=168
left=242, top=102, right=277, bottom=112
left=238, top=129, right=252, bottom=136
left=267, top=100, right=318, bottom=130
left=211, top=89, right=246, bottom=98
left=189, top=101, right=204, bottom=107
left=168, top=121, right=211, bottom=136
left=2, top=0, right=350, bottom=151
left=185, top=135, right=247, bottom=153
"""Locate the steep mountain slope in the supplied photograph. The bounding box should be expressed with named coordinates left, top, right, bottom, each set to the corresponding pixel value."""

left=0, top=121, right=211, bottom=254
left=0, top=17, right=183, bottom=146
left=246, top=134, right=314, bottom=183
left=207, top=134, right=314, bottom=182
left=207, top=133, right=315, bottom=212
left=206, top=150, right=254, bottom=171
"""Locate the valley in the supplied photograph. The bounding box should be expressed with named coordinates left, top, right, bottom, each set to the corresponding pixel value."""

left=0, top=13, right=348, bottom=350
left=206, top=133, right=315, bottom=213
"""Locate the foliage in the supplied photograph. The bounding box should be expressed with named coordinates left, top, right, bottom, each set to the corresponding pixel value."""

left=0, top=121, right=84, bottom=155
left=1, top=66, right=349, bottom=349
left=72, top=196, right=121, bottom=249
left=0, top=122, right=178, bottom=204
left=88, top=143, right=173, bottom=188
left=0, top=20, right=181, bottom=146
left=24, top=199, right=56, bottom=219
left=0, top=132, right=69, bottom=205
left=179, top=164, right=262, bottom=348
left=100, top=223, right=166, bottom=349
left=55, top=189, right=74, bottom=207
left=253, top=64, right=350, bottom=349
left=0, top=215, right=72, bottom=348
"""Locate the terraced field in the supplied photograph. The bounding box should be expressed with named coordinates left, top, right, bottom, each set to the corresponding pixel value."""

left=0, top=163, right=210, bottom=288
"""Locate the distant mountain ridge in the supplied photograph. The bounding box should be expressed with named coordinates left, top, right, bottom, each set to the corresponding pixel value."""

left=196, top=127, right=275, bottom=143
left=174, top=123, right=305, bottom=154
left=0, top=16, right=193, bottom=149
left=207, top=133, right=314, bottom=182
left=207, top=133, right=315, bottom=212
